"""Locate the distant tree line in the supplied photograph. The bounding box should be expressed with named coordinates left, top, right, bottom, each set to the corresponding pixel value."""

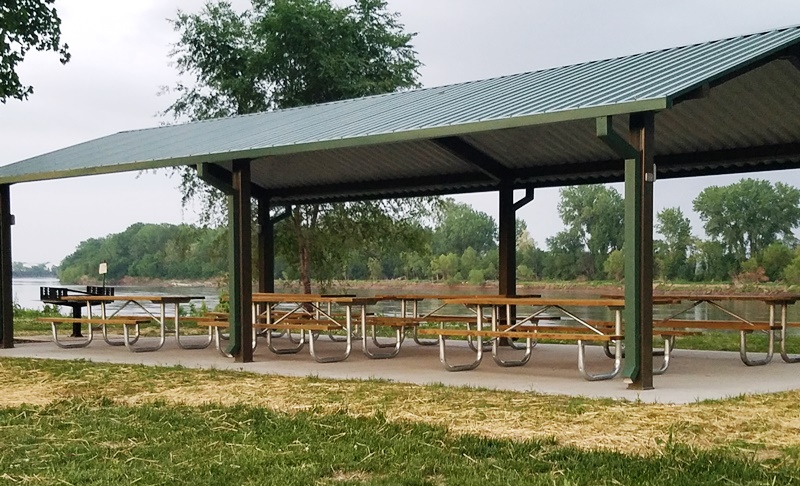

left=58, top=223, right=227, bottom=283
left=57, top=178, right=800, bottom=286
left=12, top=262, right=56, bottom=278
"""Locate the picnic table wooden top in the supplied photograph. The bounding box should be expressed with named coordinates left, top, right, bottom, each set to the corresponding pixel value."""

left=601, top=293, right=800, bottom=304
left=251, top=293, right=377, bottom=305
left=440, top=296, right=629, bottom=307
left=60, top=295, right=204, bottom=304
left=374, top=293, right=541, bottom=301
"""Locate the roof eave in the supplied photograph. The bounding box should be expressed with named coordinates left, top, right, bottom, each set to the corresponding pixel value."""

left=0, top=98, right=667, bottom=185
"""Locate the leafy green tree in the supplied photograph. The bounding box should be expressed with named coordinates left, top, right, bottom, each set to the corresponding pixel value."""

left=557, top=185, right=624, bottom=278
left=781, top=251, right=800, bottom=284
left=432, top=199, right=497, bottom=256
left=430, top=253, right=459, bottom=281
left=758, top=242, right=794, bottom=282
left=11, top=262, right=55, bottom=277
left=693, top=240, right=737, bottom=282
left=693, top=179, right=800, bottom=265
left=544, top=229, right=585, bottom=280
left=1, top=0, right=70, bottom=102
left=603, top=249, right=625, bottom=281
left=655, top=207, right=693, bottom=280
left=400, top=250, right=430, bottom=280
left=58, top=224, right=227, bottom=283
left=481, top=249, right=498, bottom=281
left=517, top=219, right=543, bottom=280
left=165, top=0, right=428, bottom=293
left=366, top=257, right=383, bottom=281
left=467, top=269, right=485, bottom=286
left=460, top=247, right=480, bottom=276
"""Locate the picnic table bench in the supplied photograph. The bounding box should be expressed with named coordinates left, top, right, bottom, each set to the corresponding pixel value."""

left=415, top=297, right=628, bottom=381
left=54, top=294, right=207, bottom=352
left=603, top=292, right=800, bottom=365
left=35, top=316, right=152, bottom=349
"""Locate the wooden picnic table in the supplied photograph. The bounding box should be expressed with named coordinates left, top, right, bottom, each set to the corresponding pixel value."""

left=58, top=294, right=208, bottom=352
left=374, top=293, right=544, bottom=346
left=250, top=293, right=379, bottom=362
left=601, top=292, right=800, bottom=365
left=416, top=296, right=629, bottom=380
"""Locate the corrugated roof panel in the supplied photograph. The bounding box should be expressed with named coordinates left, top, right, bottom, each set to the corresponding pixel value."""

left=252, top=140, right=477, bottom=189
left=657, top=60, right=800, bottom=155
left=462, top=119, right=621, bottom=169
left=2, top=24, right=800, bottom=200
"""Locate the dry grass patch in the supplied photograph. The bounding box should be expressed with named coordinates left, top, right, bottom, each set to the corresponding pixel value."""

left=1, top=358, right=799, bottom=456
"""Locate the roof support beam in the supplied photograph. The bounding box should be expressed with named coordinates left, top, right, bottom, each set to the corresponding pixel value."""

left=270, top=172, right=493, bottom=203
left=625, top=112, right=655, bottom=390
left=256, top=198, right=292, bottom=295
left=227, top=159, right=253, bottom=363
left=513, top=187, right=534, bottom=211
left=197, top=162, right=269, bottom=200
left=657, top=141, right=800, bottom=169
left=498, top=185, right=516, bottom=299
left=432, top=137, right=511, bottom=182
left=597, top=115, right=654, bottom=390
left=197, top=162, right=234, bottom=195
left=257, top=197, right=273, bottom=294
left=672, top=83, right=710, bottom=105
left=785, top=55, right=800, bottom=71
left=0, top=185, right=13, bottom=349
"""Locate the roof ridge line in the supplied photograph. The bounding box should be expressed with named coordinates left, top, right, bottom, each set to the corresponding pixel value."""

left=113, top=23, right=800, bottom=138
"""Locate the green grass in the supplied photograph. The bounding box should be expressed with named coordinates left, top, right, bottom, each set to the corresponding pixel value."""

left=1, top=398, right=798, bottom=485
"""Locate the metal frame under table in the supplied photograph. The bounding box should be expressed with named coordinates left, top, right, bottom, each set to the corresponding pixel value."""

left=251, top=293, right=377, bottom=362
left=60, top=294, right=208, bottom=352
left=644, top=293, right=800, bottom=366
left=438, top=297, right=626, bottom=380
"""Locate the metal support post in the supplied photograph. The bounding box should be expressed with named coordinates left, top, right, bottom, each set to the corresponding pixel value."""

left=498, top=185, right=516, bottom=298
left=257, top=197, right=274, bottom=294
left=0, top=185, right=12, bottom=348
left=228, top=159, right=253, bottom=362
left=597, top=115, right=655, bottom=389
left=626, top=112, right=655, bottom=389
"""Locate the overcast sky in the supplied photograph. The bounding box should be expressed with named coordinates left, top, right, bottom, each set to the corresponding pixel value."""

left=4, top=0, right=800, bottom=264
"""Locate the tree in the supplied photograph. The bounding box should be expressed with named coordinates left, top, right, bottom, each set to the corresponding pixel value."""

left=757, top=242, right=794, bottom=282
left=693, top=179, right=800, bottom=265
left=781, top=250, right=800, bottom=284
left=165, top=0, right=428, bottom=293
left=557, top=185, right=624, bottom=278
left=1, top=0, right=70, bottom=102
left=431, top=199, right=497, bottom=256
left=693, top=240, right=737, bottom=281
left=544, top=228, right=585, bottom=280
left=58, top=223, right=228, bottom=283
left=655, top=207, right=693, bottom=280
left=603, top=249, right=625, bottom=281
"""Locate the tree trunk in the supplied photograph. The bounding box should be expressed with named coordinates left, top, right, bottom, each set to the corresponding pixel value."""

left=299, top=240, right=312, bottom=294
left=292, top=205, right=318, bottom=295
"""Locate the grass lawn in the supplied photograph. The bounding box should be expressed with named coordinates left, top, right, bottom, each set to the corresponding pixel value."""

left=1, top=358, right=799, bottom=485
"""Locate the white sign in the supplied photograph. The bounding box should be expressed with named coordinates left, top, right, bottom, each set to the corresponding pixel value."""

left=98, top=262, right=108, bottom=275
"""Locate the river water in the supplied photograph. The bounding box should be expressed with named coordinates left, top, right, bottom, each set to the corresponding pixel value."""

left=11, top=277, right=800, bottom=323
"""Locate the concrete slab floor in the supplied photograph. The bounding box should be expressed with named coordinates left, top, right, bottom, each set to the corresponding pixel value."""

left=2, top=335, right=799, bottom=404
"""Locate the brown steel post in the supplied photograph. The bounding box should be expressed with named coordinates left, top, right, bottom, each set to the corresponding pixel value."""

left=627, top=113, right=655, bottom=390
left=498, top=185, right=516, bottom=297
left=257, top=197, right=274, bottom=294
left=498, top=185, right=516, bottom=337
left=231, top=159, right=253, bottom=363
left=0, top=185, right=13, bottom=348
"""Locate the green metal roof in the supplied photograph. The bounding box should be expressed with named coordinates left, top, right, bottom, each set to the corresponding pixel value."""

left=3, top=25, right=800, bottom=203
